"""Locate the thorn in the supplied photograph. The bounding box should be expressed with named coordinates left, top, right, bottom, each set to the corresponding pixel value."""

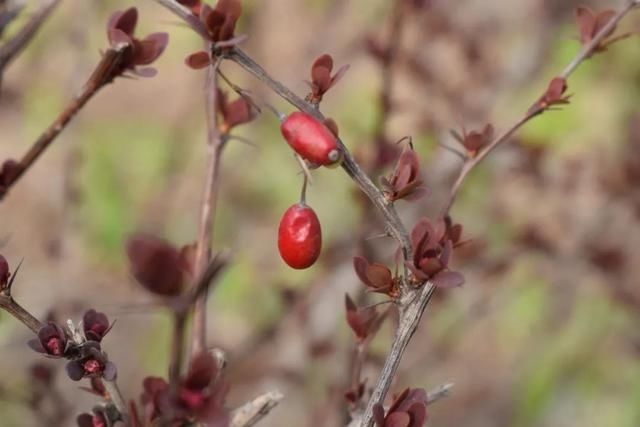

left=5, top=257, right=24, bottom=294
left=394, top=136, right=413, bottom=149
left=439, top=142, right=467, bottom=161
left=449, top=129, right=464, bottom=144
left=365, top=232, right=391, bottom=241
left=227, top=135, right=259, bottom=149
left=362, top=300, right=393, bottom=310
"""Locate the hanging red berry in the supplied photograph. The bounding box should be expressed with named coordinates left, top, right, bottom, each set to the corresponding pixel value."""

left=280, top=112, right=343, bottom=167
left=278, top=203, right=322, bottom=269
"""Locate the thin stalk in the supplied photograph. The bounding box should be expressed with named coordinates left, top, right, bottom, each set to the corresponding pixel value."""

left=191, top=56, right=224, bottom=356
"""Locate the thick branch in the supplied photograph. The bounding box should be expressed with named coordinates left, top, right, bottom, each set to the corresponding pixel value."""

left=0, top=42, right=129, bottom=200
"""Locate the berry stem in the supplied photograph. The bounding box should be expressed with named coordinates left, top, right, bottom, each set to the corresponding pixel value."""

left=300, top=172, right=308, bottom=205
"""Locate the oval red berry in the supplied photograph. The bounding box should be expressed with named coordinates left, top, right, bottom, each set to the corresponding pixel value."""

left=278, top=203, right=322, bottom=269
left=280, top=112, right=342, bottom=166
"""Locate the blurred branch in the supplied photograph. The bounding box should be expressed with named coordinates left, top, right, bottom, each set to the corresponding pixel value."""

left=0, top=42, right=130, bottom=201
left=426, top=382, right=454, bottom=404
left=375, top=0, right=406, bottom=140
left=441, top=0, right=640, bottom=215
left=230, top=390, right=284, bottom=427
left=173, top=251, right=230, bottom=391
left=0, top=0, right=60, bottom=84
left=0, top=0, right=25, bottom=38
left=103, top=379, right=129, bottom=424
left=191, top=56, right=224, bottom=357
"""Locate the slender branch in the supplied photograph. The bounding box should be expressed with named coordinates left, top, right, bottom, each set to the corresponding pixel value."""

left=0, top=293, right=43, bottom=333
left=150, top=2, right=640, bottom=427
left=0, top=0, right=60, bottom=77
left=0, top=42, right=130, bottom=200
left=442, top=0, right=640, bottom=216
left=226, top=48, right=412, bottom=260
left=191, top=56, right=224, bottom=357
left=169, top=311, right=187, bottom=389
left=0, top=0, right=25, bottom=39
left=152, top=0, right=209, bottom=39
left=375, top=0, right=406, bottom=139
left=560, top=0, right=639, bottom=78
left=426, top=382, right=454, bottom=405
left=103, top=379, right=129, bottom=424
left=230, top=390, right=284, bottom=427
left=441, top=113, right=531, bottom=214
left=174, top=251, right=230, bottom=391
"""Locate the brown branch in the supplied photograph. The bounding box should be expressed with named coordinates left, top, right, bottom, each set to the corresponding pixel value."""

left=376, top=0, right=406, bottom=139
left=0, top=42, right=130, bottom=201
left=0, top=0, right=60, bottom=79
left=152, top=0, right=209, bottom=39
left=0, top=0, right=25, bottom=39
left=190, top=56, right=225, bottom=357
left=0, top=293, right=43, bottom=333
left=442, top=0, right=640, bottom=216
left=226, top=48, right=412, bottom=260
left=230, top=390, right=284, bottom=427
left=103, top=379, right=129, bottom=424
left=172, top=251, right=230, bottom=394
left=150, top=2, right=640, bottom=427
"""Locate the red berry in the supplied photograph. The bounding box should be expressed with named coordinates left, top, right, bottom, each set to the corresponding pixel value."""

left=280, top=112, right=342, bottom=166
left=278, top=203, right=322, bottom=269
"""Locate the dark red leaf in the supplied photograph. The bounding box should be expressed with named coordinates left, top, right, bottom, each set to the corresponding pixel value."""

left=330, top=64, right=350, bottom=89
left=407, top=402, right=427, bottom=426
left=223, top=97, right=254, bottom=129
left=418, top=257, right=443, bottom=276
left=386, top=412, right=411, bottom=427
left=366, top=263, right=392, bottom=288
left=137, top=33, right=169, bottom=65
left=324, top=118, right=340, bottom=137
left=353, top=256, right=373, bottom=287
left=184, top=352, right=217, bottom=391
left=311, top=54, right=333, bottom=93
left=576, top=6, right=596, bottom=44
left=432, top=270, right=465, bottom=288
left=594, top=10, right=617, bottom=38
left=373, top=404, right=386, bottom=426
left=107, top=7, right=138, bottom=38
left=185, top=50, right=211, bottom=69
left=126, top=234, right=186, bottom=296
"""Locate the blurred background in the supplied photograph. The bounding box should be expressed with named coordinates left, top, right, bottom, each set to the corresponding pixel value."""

left=1, top=0, right=640, bottom=426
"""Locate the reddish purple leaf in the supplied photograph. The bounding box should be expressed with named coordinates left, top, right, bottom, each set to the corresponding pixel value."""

left=186, top=50, right=211, bottom=69
left=432, top=271, right=465, bottom=288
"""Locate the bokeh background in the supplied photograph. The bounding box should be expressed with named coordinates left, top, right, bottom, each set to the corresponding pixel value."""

left=1, top=0, right=640, bottom=426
